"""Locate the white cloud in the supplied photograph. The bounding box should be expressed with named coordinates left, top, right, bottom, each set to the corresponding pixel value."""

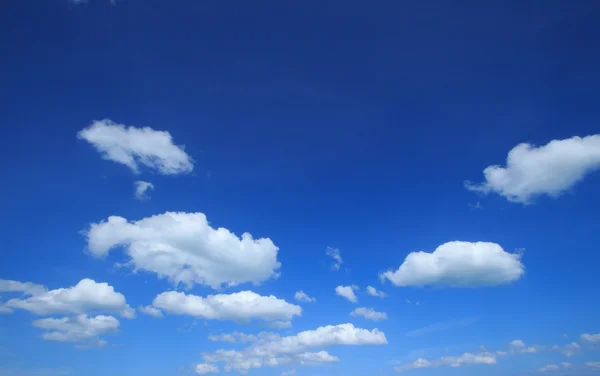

left=152, top=290, right=301, bottom=324
left=335, top=285, right=358, bottom=303
left=563, top=342, right=580, bottom=357
left=395, top=351, right=496, bottom=372
left=509, top=339, right=540, bottom=354
left=581, top=333, right=600, bottom=343
left=195, top=364, right=219, bottom=374
left=294, top=291, right=315, bottom=303
left=281, top=369, right=296, bottom=376
left=84, top=211, right=281, bottom=289
left=32, top=314, right=119, bottom=347
left=134, top=181, right=154, bottom=201
left=405, top=317, right=478, bottom=337
left=350, top=307, right=387, bottom=321
left=586, top=362, right=600, bottom=370
left=208, top=331, right=280, bottom=344
left=326, top=247, right=343, bottom=271
left=465, top=135, right=600, bottom=203
left=539, top=364, right=560, bottom=372
left=201, top=323, right=387, bottom=372
left=380, top=241, right=524, bottom=287
left=5, top=279, right=134, bottom=319
left=0, top=279, right=47, bottom=296
left=77, top=119, right=194, bottom=175
left=138, top=305, right=163, bottom=318
left=366, top=286, right=386, bottom=298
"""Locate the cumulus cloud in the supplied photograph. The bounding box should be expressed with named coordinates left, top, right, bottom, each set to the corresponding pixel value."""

left=77, top=119, right=194, bottom=175
left=138, top=305, right=163, bottom=318
left=201, top=323, right=386, bottom=373
left=395, top=351, right=496, bottom=372
left=326, top=247, right=343, bottom=271
left=195, top=364, right=219, bottom=374
left=380, top=241, right=524, bottom=287
left=5, top=279, right=134, bottom=319
left=134, top=181, right=154, bottom=201
left=294, top=291, right=316, bottom=303
left=581, top=333, right=600, bottom=343
left=84, top=211, right=281, bottom=289
left=366, top=286, right=386, bottom=298
left=350, top=307, right=387, bottom=321
left=509, top=339, right=541, bottom=354
left=465, top=135, right=600, bottom=203
left=32, top=314, right=119, bottom=347
left=151, top=290, right=301, bottom=324
left=335, top=285, right=358, bottom=303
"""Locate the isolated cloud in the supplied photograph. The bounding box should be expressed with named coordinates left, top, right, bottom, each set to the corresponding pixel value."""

left=32, top=314, right=119, bottom=347
left=581, top=333, right=600, bottom=343
left=202, top=323, right=386, bottom=372
left=77, top=119, right=194, bottom=175
left=509, top=339, right=540, bottom=354
left=465, top=135, right=600, bottom=203
left=587, top=362, right=600, bottom=370
left=562, top=342, right=580, bottom=357
left=395, top=351, right=496, bottom=372
left=366, top=286, right=386, bottom=298
left=380, top=241, right=524, bottom=287
left=335, top=285, right=358, bottom=303
left=195, top=364, right=219, bottom=374
left=281, top=369, right=296, bottom=376
left=538, top=364, right=560, bottom=372
left=152, top=290, right=301, bottom=324
left=84, top=211, right=281, bottom=289
left=134, top=181, right=154, bottom=200
left=0, top=279, right=47, bottom=296
left=350, top=307, right=387, bottom=321
left=326, top=247, right=343, bottom=271
left=405, top=317, right=478, bottom=337
left=5, top=279, right=134, bottom=319
left=294, top=291, right=316, bottom=303
left=138, top=305, right=163, bottom=318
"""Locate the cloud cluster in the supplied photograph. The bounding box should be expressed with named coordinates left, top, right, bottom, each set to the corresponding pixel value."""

left=151, top=290, right=301, bottom=324
left=32, top=314, right=119, bottom=348
left=335, top=285, right=358, bottom=303
left=77, top=119, right=194, bottom=175
left=465, top=135, right=600, bottom=203
left=84, top=211, right=281, bottom=289
left=380, top=241, right=524, bottom=287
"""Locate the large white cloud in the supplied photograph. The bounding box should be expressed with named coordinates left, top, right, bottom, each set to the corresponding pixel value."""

left=335, top=285, right=358, bottom=303
left=350, top=307, right=387, bottom=321
left=84, top=211, right=281, bottom=289
left=465, top=135, right=600, bottom=203
left=152, top=290, right=301, bottom=324
left=201, top=323, right=386, bottom=373
left=32, top=314, right=119, bottom=347
left=5, top=279, right=134, bottom=319
left=77, top=119, right=194, bottom=175
left=380, top=241, right=524, bottom=287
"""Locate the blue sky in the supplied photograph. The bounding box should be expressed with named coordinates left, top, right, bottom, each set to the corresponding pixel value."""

left=1, top=0, right=600, bottom=375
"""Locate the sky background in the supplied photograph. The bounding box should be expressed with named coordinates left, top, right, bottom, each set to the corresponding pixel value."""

left=1, top=1, right=600, bottom=375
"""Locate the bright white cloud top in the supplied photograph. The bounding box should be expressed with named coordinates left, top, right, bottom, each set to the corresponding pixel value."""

left=4, top=278, right=135, bottom=319
left=335, top=285, right=358, bottom=303
left=294, top=291, right=316, bottom=303
left=33, top=314, right=119, bottom=347
left=200, top=323, right=387, bottom=372
left=84, top=211, right=281, bottom=289
left=350, top=307, right=387, bottom=321
left=77, top=119, right=194, bottom=175
left=380, top=241, right=524, bottom=287
left=151, top=290, right=301, bottom=324
left=134, top=181, right=154, bottom=200
left=465, top=135, right=600, bottom=203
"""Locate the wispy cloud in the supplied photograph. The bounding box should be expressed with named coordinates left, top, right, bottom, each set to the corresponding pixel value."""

left=406, top=317, right=479, bottom=337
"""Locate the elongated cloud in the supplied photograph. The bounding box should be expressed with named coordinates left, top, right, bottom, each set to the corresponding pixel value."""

left=465, top=135, right=600, bottom=203
left=84, top=211, right=281, bottom=289
left=350, top=307, right=387, bottom=321
left=77, top=119, right=194, bottom=175
left=33, top=314, right=119, bottom=347
left=380, top=241, right=524, bottom=287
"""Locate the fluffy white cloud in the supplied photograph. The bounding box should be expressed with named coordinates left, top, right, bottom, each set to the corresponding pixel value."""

left=32, top=314, right=119, bottom=347
left=465, top=135, right=600, bottom=203
left=138, top=305, right=163, bottom=318
left=84, top=211, right=281, bottom=289
left=5, top=279, right=134, bottom=319
left=335, top=285, right=358, bottom=303
left=380, top=241, right=524, bottom=287
left=77, top=119, right=194, bottom=175
left=195, top=364, right=219, bottom=374
left=134, top=181, right=154, bottom=200
left=152, top=290, right=301, bottom=324
left=326, top=247, right=343, bottom=271
left=581, top=333, right=600, bottom=343
left=294, top=291, right=315, bottom=303
left=395, top=351, right=496, bottom=372
left=366, top=286, right=386, bottom=298
left=0, top=279, right=47, bottom=296
left=350, top=307, right=387, bottom=321
left=202, top=323, right=387, bottom=372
